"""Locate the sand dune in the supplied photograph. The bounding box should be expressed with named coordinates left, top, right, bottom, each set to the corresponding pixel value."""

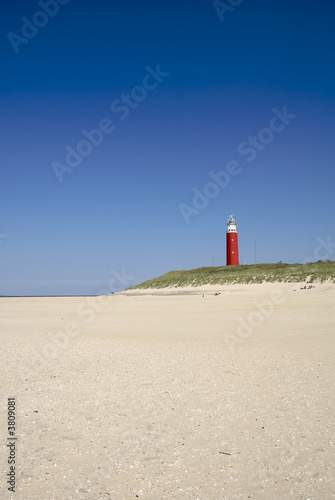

left=1, top=283, right=334, bottom=499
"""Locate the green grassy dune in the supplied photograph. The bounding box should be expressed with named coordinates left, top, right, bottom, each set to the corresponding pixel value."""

left=127, top=261, right=335, bottom=290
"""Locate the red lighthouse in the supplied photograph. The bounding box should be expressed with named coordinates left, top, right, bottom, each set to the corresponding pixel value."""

left=226, top=215, right=239, bottom=266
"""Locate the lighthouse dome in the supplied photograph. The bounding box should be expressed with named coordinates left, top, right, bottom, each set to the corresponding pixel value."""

left=227, top=215, right=236, bottom=225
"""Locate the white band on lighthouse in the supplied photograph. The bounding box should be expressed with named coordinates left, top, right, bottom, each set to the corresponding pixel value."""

left=227, top=215, right=237, bottom=233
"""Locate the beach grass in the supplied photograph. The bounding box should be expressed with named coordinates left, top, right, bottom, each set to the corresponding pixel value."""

left=127, top=260, right=335, bottom=289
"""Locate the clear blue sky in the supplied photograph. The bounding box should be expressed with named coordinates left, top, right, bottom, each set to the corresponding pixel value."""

left=1, top=0, right=334, bottom=295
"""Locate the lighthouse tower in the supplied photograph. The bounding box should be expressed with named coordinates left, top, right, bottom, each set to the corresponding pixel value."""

left=226, top=215, right=239, bottom=266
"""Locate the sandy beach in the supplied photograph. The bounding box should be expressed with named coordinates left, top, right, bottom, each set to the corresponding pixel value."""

left=1, top=282, right=334, bottom=499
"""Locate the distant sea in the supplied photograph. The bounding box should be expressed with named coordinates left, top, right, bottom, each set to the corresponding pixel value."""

left=0, top=295, right=102, bottom=298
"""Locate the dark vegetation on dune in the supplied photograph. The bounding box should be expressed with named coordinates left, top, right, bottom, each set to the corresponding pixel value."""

left=127, top=261, right=335, bottom=289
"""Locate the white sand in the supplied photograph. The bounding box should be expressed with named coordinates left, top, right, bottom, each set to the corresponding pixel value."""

left=1, top=282, right=334, bottom=499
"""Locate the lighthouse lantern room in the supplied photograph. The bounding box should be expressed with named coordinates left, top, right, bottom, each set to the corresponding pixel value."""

left=226, top=215, right=239, bottom=266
